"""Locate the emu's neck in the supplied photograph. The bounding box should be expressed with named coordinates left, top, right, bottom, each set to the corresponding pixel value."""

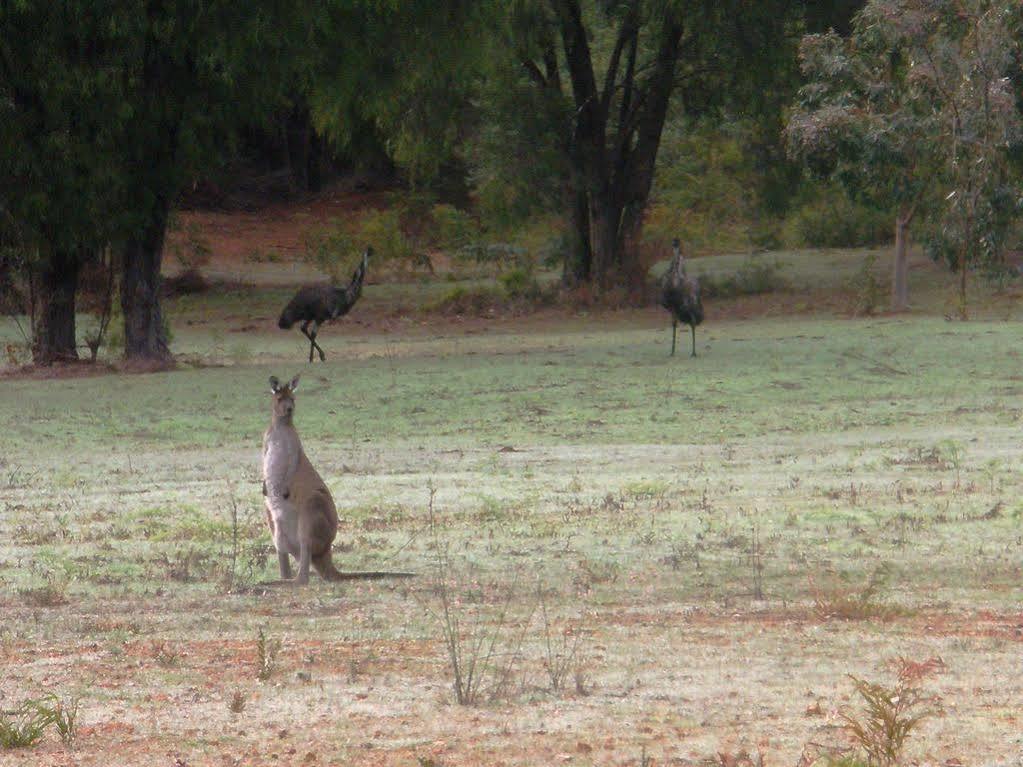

left=670, top=247, right=687, bottom=279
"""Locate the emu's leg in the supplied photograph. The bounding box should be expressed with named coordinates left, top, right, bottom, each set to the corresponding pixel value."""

left=308, top=322, right=326, bottom=362
left=670, top=318, right=677, bottom=356
left=690, top=324, right=697, bottom=357
left=300, top=321, right=315, bottom=363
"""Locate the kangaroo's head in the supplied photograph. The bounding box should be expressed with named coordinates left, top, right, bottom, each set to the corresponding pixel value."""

left=268, top=375, right=300, bottom=421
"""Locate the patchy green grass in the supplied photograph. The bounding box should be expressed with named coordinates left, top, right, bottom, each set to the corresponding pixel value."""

left=0, top=248, right=1021, bottom=765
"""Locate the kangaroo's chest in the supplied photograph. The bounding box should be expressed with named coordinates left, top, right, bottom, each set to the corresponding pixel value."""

left=263, top=430, right=300, bottom=486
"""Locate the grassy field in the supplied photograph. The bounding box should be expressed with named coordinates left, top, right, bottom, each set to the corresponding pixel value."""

left=0, top=245, right=1022, bottom=766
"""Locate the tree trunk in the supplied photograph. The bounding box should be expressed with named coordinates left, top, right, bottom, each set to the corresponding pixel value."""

left=285, top=104, right=312, bottom=194
left=563, top=185, right=592, bottom=285
left=588, top=194, right=621, bottom=294
left=307, top=129, right=323, bottom=193
left=32, top=249, right=81, bottom=365
left=619, top=202, right=648, bottom=294
left=121, top=199, right=172, bottom=363
left=892, top=213, right=910, bottom=311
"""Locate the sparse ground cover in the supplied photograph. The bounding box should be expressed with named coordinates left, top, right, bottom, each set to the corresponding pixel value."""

left=1, top=242, right=1022, bottom=766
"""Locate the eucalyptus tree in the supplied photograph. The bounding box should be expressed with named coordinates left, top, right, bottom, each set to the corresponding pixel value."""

left=0, top=1, right=126, bottom=363
left=475, top=0, right=819, bottom=292
left=112, top=0, right=317, bottom=362
left=0, top=0, right=313, bottom=363
left=787, top=0, right=1023, bottom=314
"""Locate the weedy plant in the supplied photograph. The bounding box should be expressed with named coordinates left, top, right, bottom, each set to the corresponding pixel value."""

left=228, top=689, right=248, bottom=714
left=0, top=702, right=52, bottom=749
left=16, top=573, right=69, bottom=608
left=256, top=627, right=281, bottom=681
left=46, top=694, right=79, bottom=747
left=810, top=566, right=898, bottom=621
left=850, top=253, right=886, bottom=316
left=840, top=657, right=944, bottom=767
left=152, top=640, right=180, bottom=667
left=0, top=693, right=78, bottom=749
left=424, top=553, right=533, bottom=705
left=421, top=484, right=534, bottom=705
left=537, top=584, right=584, bottom=693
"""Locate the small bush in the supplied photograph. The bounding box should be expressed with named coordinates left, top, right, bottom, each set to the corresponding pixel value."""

left=499, top=266, right=542, bottom=300
left=699, top=256, right=788, bottom=298
left=167, top=219, right=213, bottom=271
left=228, top=689, right=247, bottom=714
left=46, top=694, right=79, bottom=747
left=841, top=662, right=941, bottom=767
left=849, top=253, right=887, bottom=316
left=162, top=268, right=210, bottom=297
left=810, top=568, right=897, bottom=621
left=304, top=220, right=360, bottom=283
left=433, top=204, right=481, bottom=251
left=0, top=699, right=55, bottom=749
left=789, top=190, right=891, bottom=248
left=427, top=285, right=502, bottom=316
left=256, top=626, right=281, bottom=681
left=424, top=572, right=533, bottom=705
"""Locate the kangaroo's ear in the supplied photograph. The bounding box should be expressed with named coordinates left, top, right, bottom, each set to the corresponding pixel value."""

left=269, top=376, right=280, bottom=393
left=289, top=374, right=300, bottom=392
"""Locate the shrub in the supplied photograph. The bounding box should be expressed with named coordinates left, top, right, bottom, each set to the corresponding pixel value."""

left=841, top=661, right=942, bottom=767
left=849, top=253, right=887, bottom=316
left=499, top=266, right=542, bottom=300
left=433, top=204, right=480, bottom=251
left=810, top=567, right=898, bottom=621
left=699, top=256, right=788, bottom=298
left=427, top=285, right=502, bottom=316
left=256, top=626, right=281, bottom=681
left=788, top=189, right=891, bottom=248
left=0, top=698, right=55, bottom=749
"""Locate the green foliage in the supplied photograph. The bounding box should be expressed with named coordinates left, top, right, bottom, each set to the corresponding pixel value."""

left=0, top=702, right=51, bottom=749
left=849, top=254, right=887, bottom=317
left=498, top=267, right=542, bottom=301
left=432, top=205, right=481, bottom=252
left=788, top=0, right=1023, bottom=312
left=0, top=694, right=77, bottom=749
left=312, top=3, right=484, bottom=188
left=841, top=669, right=939, bottom=767
left=699, top=256, right=788, bottom=299
left=788, top=187, right=891, bottom=249
left=47, top=694, right=79, bottom=747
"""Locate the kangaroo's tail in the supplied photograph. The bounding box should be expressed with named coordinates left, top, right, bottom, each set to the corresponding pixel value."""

left=312, top=551, right=414, bottom=581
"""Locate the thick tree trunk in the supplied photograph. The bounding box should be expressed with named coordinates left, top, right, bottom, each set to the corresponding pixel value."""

left=618, top=202, right=647, bottom=294
left=307, top=130, right=323, bottom=193
left=121, top=199, right=172, bottom=363
left=892, top=213, right=910, bottom=311
left=32, top=249, right=81, bottom=365
left=563, top=185, right=592, bottom=285
left=285, top=104, right=312, bottom=194
left=588, top=196, right=620, bottom=294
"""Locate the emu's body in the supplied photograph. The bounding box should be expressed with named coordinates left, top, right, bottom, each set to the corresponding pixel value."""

left=278, top=248, right=370, bottom=362
left=660, top=238, right=704, bottom=356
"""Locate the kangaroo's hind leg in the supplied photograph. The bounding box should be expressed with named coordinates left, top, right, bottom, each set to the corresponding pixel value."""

left=278, top=550, right=293, bottom=580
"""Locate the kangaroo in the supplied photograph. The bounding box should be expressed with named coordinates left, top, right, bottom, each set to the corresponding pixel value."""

left=261, top=375, right=414, bottom=584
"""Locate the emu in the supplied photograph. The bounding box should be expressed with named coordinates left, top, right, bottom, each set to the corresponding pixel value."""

left=660, top=238, right=704, bottom=357
left=278, top=247, right=371, bottom=362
